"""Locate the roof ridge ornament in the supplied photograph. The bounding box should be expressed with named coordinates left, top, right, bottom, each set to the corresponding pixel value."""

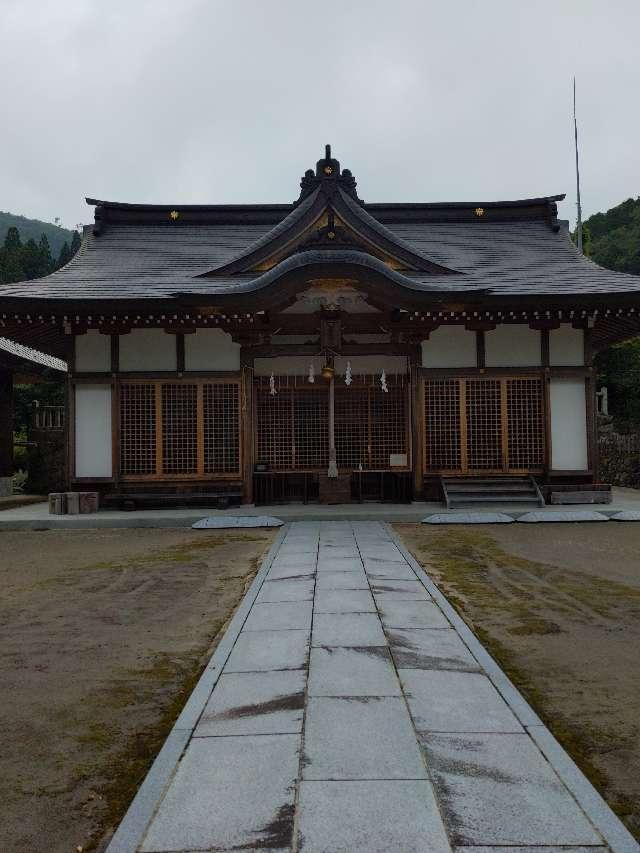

left=297, top=144, right=362, bottom=205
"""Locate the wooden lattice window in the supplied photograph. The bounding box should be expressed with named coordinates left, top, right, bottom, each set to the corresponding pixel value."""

left=507, top=378, right=544, bottom=469
left=119, top=379, right=241, bottom=478
left=204, top=383, right=241, bottom=474
left=255, top=384, right=328, bottom=470
left=466, top=379, right=502, bottom=470
left=256, top=375, right=408, bottom=472
left=335, top=377, right=409, bottom=470
left=256, top=388, right=295, bottom=470
left=294, top=389, right=328, bottom=469
left=424, top=376, right=545, bottom=474
left=162, top=383, right=198, bottom=474
left=120, top=383, right=156, bottom=475
left=424, top=379, right=461, bottom=471
left=335, top=388, right=369, bottom=468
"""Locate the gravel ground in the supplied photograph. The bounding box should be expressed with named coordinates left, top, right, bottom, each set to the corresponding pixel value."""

left=0, top=527, right=275, bottom=852
left=395, top=522, right=640, bottom=841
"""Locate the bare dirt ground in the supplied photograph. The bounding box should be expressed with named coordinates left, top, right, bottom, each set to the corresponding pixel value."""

left=0, top=527, right=276, bottom=853
left=395, top=522, right=640, bottom=840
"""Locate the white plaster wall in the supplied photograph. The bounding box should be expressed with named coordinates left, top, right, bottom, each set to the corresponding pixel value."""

left=75, top=330, right=110, bottom=372
left=119, top=329, right=176, bottom=371
left=549, top=379, right=588, bottom=470
left=184, top=328, right=240, bottom=371
left=75, top=385, right=112, bottom=477
left=253, top=355, right=408, bottom=377
left=549, top=325, right=584, bottom=366
left=485, top=326, right=541, bottom=367
left=421, top=326, right=477, bottom=368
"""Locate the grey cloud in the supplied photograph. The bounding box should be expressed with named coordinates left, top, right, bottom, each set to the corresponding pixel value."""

left=1, top=0, right=637, bottom=230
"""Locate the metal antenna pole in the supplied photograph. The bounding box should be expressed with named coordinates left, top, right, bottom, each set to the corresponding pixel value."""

left=573, top=76, right=583, bottom=253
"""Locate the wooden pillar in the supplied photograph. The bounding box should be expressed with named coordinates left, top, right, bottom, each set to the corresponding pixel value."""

left=411, top=365, right=424, bottom=500
left=241, top=367, right=254, bottom=504
left=0, top=369, right=14, bottom=491
left=327, top=375, right=338, bottom=477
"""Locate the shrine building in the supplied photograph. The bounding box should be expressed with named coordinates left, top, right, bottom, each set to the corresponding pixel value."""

left=2, top=146, right=640, bottom=507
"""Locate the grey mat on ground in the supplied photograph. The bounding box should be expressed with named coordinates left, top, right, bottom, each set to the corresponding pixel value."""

left=517, top=510, right=609, bottom=523
left=192, top=515, right=284, bottom=528
left=424, top=512, right=515, bottom=524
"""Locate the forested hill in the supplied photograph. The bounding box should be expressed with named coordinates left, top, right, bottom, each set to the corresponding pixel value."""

left=582, top=196, right=640, bottom=276
left=0, top=211, right=74, bottom=258
left=0, top=215, right=81, bottom=285
left=580, top=196, right=640, bottom=430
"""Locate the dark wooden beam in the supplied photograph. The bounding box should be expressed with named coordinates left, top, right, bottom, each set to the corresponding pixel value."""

left=0, top=370, right=13, bottom=479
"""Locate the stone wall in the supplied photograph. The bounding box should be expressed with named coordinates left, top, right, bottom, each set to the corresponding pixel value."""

left=597, top=415, right=640, bottom=487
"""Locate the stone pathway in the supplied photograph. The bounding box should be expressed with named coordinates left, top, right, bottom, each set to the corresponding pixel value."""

left=111, top=521, right=637, bottom=853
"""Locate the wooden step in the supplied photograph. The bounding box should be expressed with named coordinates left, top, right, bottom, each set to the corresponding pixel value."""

left=446, top=483, right=536, bottom=493
left=448, top=494, right=540, bottom=504
left=441, top=475, right=545, bottom=509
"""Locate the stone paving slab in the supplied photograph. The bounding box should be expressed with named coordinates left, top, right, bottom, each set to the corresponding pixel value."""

left=379, top=599, right=450, bottom=629
left=363, top=561, right=418, bottom=580
left=194, top=670, right=306, bottom=736
left=307, top=646, right=401, bottom=697
left=371, top=578, right=432, bottom=600
left=314, top=570, right=369, bottom=589
left=361, top=549, right=405, bottom=565
left=256, top=578, right=315, bottom=603
left=242, top=601, right=313, bottom=631
left=313, top=589, right=376, bottom=613
left=303, top=696, right=427, bottom=780
left=224, top=628, right=309, bottom=673
left=420, top=732, right=603, bottom=846
left=399, top=669, right=524, bottom=733
left=267, top=562, right=316, bottom=580
left=315, top=557, right=364, bottom=572
left=140, top=734, right=299, bottom=851
left=311, top=612, right=388, bottom=647
left=458, top=848, right=609, bottom=852
left=388, top=627, right=481, bottom=671
left=297, top=780, right=451, bottom=852
left=317, top=546, right=360, bottom=558
left=109, top=520, right=635, bottom=853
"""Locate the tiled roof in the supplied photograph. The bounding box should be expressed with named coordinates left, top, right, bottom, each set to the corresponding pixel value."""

left=0, top=194, right=638, bottom=303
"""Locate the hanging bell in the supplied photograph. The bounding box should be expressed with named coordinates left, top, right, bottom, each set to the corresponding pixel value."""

left=321, top=363, right=335, bottom=382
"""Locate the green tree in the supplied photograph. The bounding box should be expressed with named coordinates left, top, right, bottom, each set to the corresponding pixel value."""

left=38, top=234, right=53, bottom=275
left=595, top=339, right=640, bottom=430
left=0, top=227, right=25, bottom=283
left=70, top=230, right=81, bottom=256
left=576, top=196, right=640, bottom=276
left=20, top=238, right=41, bottom=279
left=57, top=240, right=71, bottom=267
left=4, top=225, right=21, bottom=252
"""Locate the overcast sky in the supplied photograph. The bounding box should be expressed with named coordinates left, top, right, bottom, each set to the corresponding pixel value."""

left=2, top=0, right=638, bottom=231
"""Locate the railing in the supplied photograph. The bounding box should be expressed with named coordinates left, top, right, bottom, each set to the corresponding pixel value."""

left=33, top=405, right=65, bottom=430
